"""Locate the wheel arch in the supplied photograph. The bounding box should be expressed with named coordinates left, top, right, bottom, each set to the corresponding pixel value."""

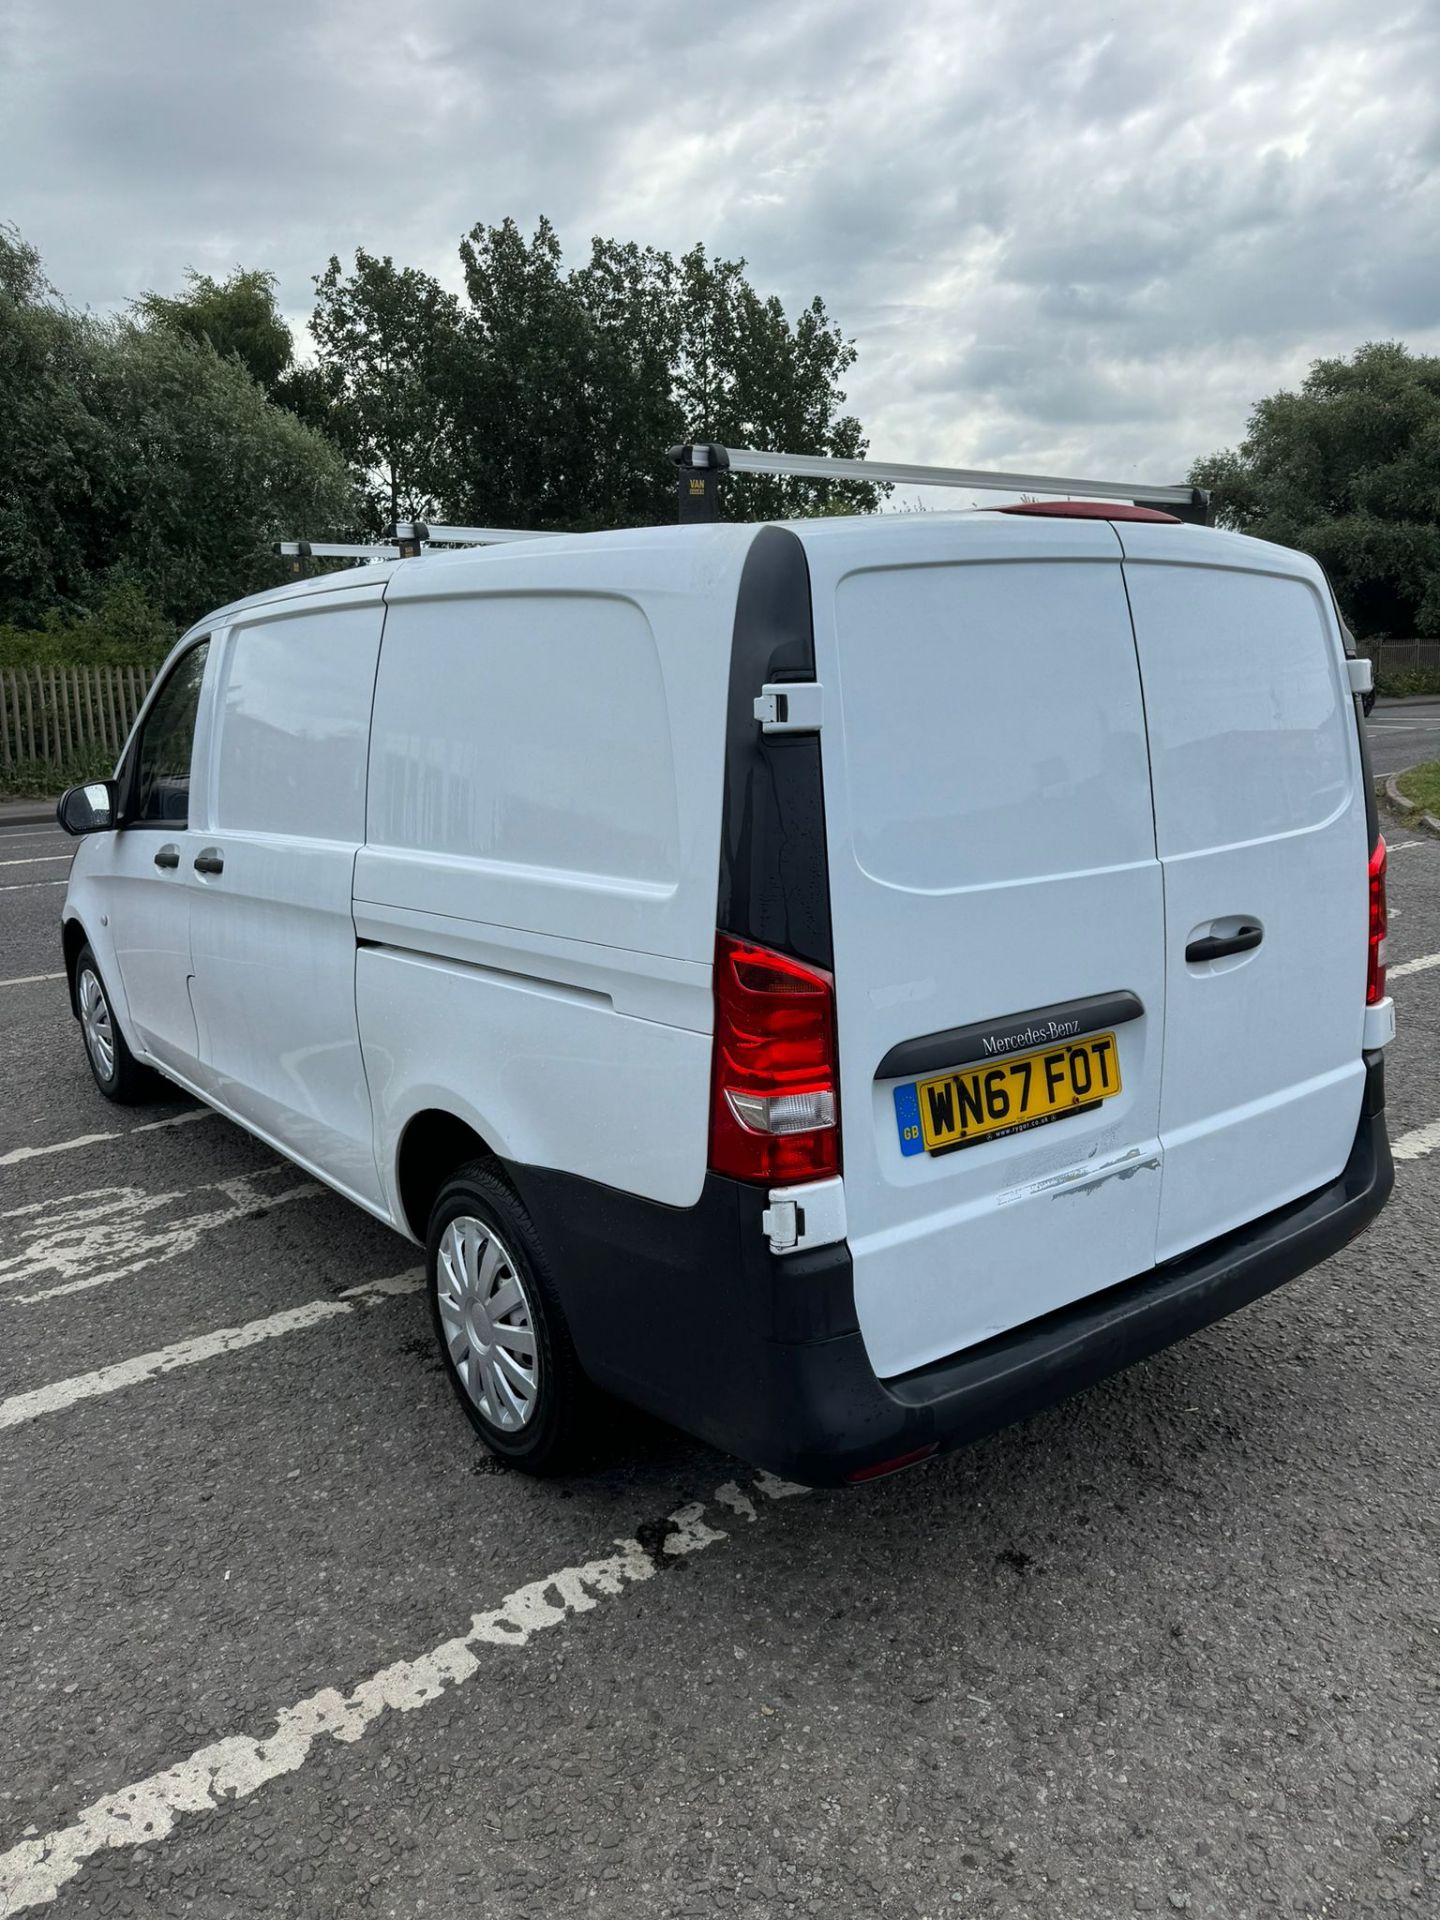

left=394, top=1107, right=504, bottom=1243
left=61, top=915, right=91, bottom=1018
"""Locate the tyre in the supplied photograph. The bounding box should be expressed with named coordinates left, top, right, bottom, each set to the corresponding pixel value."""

left=73, top=945, right=161, bottom=1104
left=427, top=1161, right=590, bottom=1473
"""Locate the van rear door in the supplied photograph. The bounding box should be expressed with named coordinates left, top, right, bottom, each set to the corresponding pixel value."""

left=801, top=515, right=1167, bottom=1381
left=1116, top=528, right=1369, bottom=1262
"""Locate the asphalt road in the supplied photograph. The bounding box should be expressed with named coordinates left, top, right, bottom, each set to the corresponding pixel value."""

left=1, top=801, right=1437, bottom=1919
left=1364, top=701, right=1440, bottom=777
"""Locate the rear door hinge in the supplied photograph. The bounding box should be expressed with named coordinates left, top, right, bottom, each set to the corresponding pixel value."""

left=754, top=681, right=823, bottom=734
left=761, top=1176, right=848, bottom=1256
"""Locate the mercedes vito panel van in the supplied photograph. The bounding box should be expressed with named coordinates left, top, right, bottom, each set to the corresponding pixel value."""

left=57, top=506, right=1396, bottom=1483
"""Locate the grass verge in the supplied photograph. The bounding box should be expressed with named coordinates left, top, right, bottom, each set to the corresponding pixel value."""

left=1395, top=760, right=1440, bottom=817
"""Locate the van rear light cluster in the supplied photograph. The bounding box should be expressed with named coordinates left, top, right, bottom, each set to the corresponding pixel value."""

left=709, top=934, right=840, bottom=1183
left=1367, top=835, right=1388, bottom=1005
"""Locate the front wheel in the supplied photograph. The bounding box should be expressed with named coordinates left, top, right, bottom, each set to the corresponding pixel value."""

left=74, top=945, right=160, bottom=1104
left=426, top=1162, right=590, bottom=1473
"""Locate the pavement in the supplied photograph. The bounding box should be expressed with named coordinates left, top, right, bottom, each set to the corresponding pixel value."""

left=0, top=797, right=1438, bottom=1918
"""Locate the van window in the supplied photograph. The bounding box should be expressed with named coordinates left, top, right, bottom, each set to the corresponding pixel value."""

left=128, top=640, right=210, bottom=827
left=215, top=608, right=381, bottom=841
left=369, top=593, right=680, bottom=884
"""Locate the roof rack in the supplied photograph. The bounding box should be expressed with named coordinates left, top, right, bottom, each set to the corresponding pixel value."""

left=667, top=443, right=1211, bottom=525
left=277, top=439, right=1210, bottom=579
left=274, top=539, right=399, bottom=562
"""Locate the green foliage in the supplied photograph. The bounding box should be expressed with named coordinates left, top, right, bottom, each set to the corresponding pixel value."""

left=1395, top=760, right=1440, bottom=815
left=133, top=266, right=294, bottom=394
left=1374, top=666, right=1440, bottom=697
left=0, top=228, right=359, bottom=630
left=1192, top=343, right=1440, bottom=639
left=309, top=250, right=463, bottom=530
left=444, top=220, right=880, bottom=529
left=0, top=582, right=175, bottom=668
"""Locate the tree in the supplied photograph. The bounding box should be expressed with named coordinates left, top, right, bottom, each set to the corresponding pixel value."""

left=308, top=250, right=463, bottom=530
left=133, top=266, right=295, bottom=395
left=445, top=219, right=881, bottom=530
left=1192, top=342, right=1440, bottom=638
left=0, top=228, right=358, bottom=630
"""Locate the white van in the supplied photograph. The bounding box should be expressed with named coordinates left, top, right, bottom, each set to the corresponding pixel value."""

left=56, top=494, right=1396, bottom=1484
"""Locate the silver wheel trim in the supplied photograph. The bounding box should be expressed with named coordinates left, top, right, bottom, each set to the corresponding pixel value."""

left=435, top=1215, right=540, bottom=1432
left=78, top=968, right=115, bottom=1080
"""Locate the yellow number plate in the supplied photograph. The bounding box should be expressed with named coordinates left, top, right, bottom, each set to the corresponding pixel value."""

left=912, top=1031, right=1122, bottom=1155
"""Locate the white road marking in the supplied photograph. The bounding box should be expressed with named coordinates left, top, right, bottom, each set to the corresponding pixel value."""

left=1387, top=841, right=1427, bottom=853
left=0, top=855, right=70, bottom=867
left=0, top=1271, right=423, bottom=1432
left=0, top=973, right=65, bottom=991
left=1390, top=951, right=1440, bottom=979
left=0, top=1108, right=215, bottom=1168
left=0, top=1470, right=810, bottom=1915
left=0, top=879, right=66, bottom=891
left=0, top=1171, right=323, bottom=1304
left=1392, top=1118, right=1440, bottom=1162
left=0, top=832, right=68, bottom=846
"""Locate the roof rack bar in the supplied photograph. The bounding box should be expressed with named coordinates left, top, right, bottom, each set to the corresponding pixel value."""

left=387, top=521, right=550, bottom=547
left=274, top=540, right=399, bottom=559
left=723, top=446, right=1206, bottom=512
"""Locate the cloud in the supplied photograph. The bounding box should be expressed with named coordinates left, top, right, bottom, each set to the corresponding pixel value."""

left=3, top=0, right=1438, bottom=493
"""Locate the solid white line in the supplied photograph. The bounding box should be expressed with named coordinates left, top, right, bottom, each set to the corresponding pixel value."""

left=0, top=855, right=70, bottom=867
left=0, top=879, right=66, bottom=891
left=1390, top=951, right=1440, bottom=979
left=1392, top=1118, right=1440, bottom=1162
left=0, top=1470, right=809, bottom=1914
left=0, top=1271, right=423, bottom=1432
left=0, top=832, right=67, bottom=845
left=0, top=1108, right=215, bottom=1168
left=0, top=973, right=65, bottom=990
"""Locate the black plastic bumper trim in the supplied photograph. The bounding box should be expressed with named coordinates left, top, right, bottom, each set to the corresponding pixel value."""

left=506, top=1054, right=1391, bottom=1490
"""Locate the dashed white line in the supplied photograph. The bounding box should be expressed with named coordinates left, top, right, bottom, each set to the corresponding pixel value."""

left=1390, top=951, right=1440, bottom=979
left=0, top=1470, right=809, bottom=1915
left=0, top=1271, right=423, bottom=1432
left=0, top=973, right=65, bottom=991
left=0, top=879, right=66, bottom=892
left=0, top=1170, right=323, bottom=1304
left=0, top=855, right=70, bottom=867
left=1392, top=1118, right=1440, bottom=1162
left=0, top=1108, right=215, bottom=1168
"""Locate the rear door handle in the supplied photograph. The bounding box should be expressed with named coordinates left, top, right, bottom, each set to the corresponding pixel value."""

left=1186, top=925, right=1263, bottom=963
left=193, top=848, right=224, bottom=876
left=153, top=844, right=180, bottom=871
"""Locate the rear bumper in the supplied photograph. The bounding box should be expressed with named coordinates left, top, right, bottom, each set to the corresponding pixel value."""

left=511, top=1053, right=1393, bottom=1489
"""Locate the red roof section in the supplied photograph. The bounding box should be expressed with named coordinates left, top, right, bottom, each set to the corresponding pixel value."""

left=992, top=501, right=1181, bottom=524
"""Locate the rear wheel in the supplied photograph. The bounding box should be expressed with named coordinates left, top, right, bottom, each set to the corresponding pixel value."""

left=426, top=1162, right=589, bottom=1473
left=74, top=945, right=160, bottom=1104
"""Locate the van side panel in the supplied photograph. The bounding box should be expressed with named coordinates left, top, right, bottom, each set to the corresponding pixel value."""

left=188, top=597, right=387, bottom=1209
left=358, top=530, right=752, bottom=1212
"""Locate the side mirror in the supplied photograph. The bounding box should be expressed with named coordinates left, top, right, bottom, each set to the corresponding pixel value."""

left=57, top=780, right=118, bottom=837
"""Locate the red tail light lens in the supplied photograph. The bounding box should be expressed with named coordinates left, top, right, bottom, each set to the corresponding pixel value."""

left=1367, top=835, right=1388, bottom=1005
left=709, top=934, right=840, bottom=1184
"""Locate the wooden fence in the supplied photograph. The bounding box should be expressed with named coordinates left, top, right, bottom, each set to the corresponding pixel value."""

left=0, top=665, right=157, bottom=774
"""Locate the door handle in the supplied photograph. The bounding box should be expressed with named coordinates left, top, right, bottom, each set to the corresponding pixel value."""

left=193, top=848, right=224, bottom=876
left=1186, top=925, right=1263, bottom=963
left=153, top=844, right=180, bottom=871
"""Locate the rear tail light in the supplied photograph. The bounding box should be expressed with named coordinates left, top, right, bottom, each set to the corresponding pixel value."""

left=1367, top=835, right=1388, bottom=1005
left=709, top=934, right=840, bottom=1184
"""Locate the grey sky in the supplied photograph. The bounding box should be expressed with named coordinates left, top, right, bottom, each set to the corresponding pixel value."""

left=4, top=0, right=1438, bottom=495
